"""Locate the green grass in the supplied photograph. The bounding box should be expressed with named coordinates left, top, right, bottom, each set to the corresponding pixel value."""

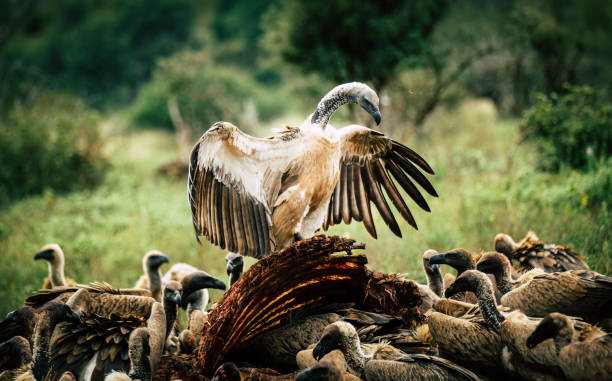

left=1, top=99, right=610, bottom=317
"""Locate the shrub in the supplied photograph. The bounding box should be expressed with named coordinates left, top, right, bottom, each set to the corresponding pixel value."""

left=130, top=51, right=296, bottom=134
left=521, top=84, right=612, bottom=171
left=0, top=93, right=107, bottom=205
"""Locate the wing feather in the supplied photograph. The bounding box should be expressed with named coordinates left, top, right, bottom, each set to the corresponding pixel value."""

left=348, top=165, right=362, bottom=221
left=356, top=164, right=377, bottom=238
left=323, top=124, right=436, bottom=238
left=363, top=163, right=402, bottom=237
left=374, top=159, right=417, bottom=229
left=188, top=122, right=302, bottom=258
left=341, top=165, right=351, bottom=224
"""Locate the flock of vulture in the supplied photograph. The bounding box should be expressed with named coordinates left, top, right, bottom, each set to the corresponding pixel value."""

left=1, top=82, right=611, bottom=380
left=1, top=232, right=610, bottom=381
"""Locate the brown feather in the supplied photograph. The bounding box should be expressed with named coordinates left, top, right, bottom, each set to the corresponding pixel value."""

left=386, top=159, right=431, bottom=213
left=356, top=165, right=376, bottom=238
left=341, top=165, right=351, bottom=224
left=362, top=163, right=401, bottom=237
left=391, top=141, right=435, bottom=175
left=374, top=159, right=418, bottom=229
left=390, top=150, right=437, bottom=197
left=348, top=165, right=362, bottom=222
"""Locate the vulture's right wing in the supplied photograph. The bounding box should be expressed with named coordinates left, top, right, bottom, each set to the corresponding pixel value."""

left=188, top=122, right=303, bottom=258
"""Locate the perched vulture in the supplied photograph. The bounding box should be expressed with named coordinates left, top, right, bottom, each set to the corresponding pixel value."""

left=188, top=82, right=437, bottom=258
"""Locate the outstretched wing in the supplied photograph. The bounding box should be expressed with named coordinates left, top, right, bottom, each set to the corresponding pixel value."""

left=188, top=122, right=302, bottom=258
left=323, top=125, right=437, bottom=238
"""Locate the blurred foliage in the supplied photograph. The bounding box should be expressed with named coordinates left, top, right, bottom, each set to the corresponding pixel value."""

left=0, top=92, right=107, bottom=206
left=522, top=85, right=611, bottom=171
left=262, top=0, right=448, bottom=90
left=1, top=0, right=197, bottom=106
left=130, top=50, right=298, bottom=134
left=211, top=0, right=279, bottom=67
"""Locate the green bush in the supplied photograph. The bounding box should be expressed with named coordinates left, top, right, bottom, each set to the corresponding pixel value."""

left=130, top=51, right=296, bottom=133
left=1, top=0, right=198, bottom=107
left=521, top=85, right=612, bottom=171
left=0, top=93, right=107, bottom=205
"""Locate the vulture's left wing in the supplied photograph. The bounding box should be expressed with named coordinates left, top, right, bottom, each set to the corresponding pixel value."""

left=323, top=125, right=437, bottom=238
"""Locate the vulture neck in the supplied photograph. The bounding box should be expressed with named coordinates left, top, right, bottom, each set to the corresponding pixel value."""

left=147, top=265, right=163, bottom=302
left=128, top=349, right=151, bottom=381
left=493, top=263, right=515, bottom=295
left=310, top=85, right=359, bottom=128
left=342, top=332, right=371, bottom=375
left=228, top=269, right=242, bottom=287
left=163, top=300, right=178, bottom=341
left=425, top=267, right=444, bottom=298
left=553, top=317, right=574, bottom=355
left=50, top=254, right=66, bottom=287
left=31, top=311, right=62, bottom=380
left=473, top=276, right=505, bottom=332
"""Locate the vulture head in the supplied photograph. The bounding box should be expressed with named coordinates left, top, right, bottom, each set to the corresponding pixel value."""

left=422, top=249, right=441, bottom=274
left=163, top=281, right=182, bottom=307
left=143, top=250, right=169, bottom=272
left=444, top=270, right=488, bottom=299
left=180, top=271, right=226, bottom=309
left=351, top=83, right=381, bottom=125
left=476, top=252, right=512, bottom=277
left=313, top=321, right=358, bottom=361
left=296, top=360, right=344, bottom=381
left=225, top=253, right=243, bottom=286
left=33, top=243, right=63, bottom=263
left=526, top=313, right=570, bottom=349
left=211, top=362, right=241, bottom=381
left=429, top=248, right=475, bottom=274
left=311, top=82, right=381, bottom=127
left=494, top=233, right=519, bottom=258
left=41, top=300, right=82, bottom=325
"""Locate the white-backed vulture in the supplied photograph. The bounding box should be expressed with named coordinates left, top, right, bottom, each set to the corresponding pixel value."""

left=427, top=271, right=504, bottom=367
left=162, top=263, right=226, bottom=317
left=178, top=309, right=207, bottom=355
left=225, top=252, right=243, bottom=287
left=440, top=270, right=580, bottom=381
left=0, top=336, right=31, bottom=380
left=48, top=291, right=167, bottom=381
left=188, top=82, right=437, bottom=258
left=428, top=249, right=479, bottom=304
left=296, top=359, right=361, bottom=381
left=312, top=321, right=481, bottom=380
left=526, top=312, right=612, bottom=381
left=499, top=269, right=612, bottom=324
left=33, top=243, right=76, bottom=288
left=134, top=250, right=169, bottom=301
left=494, top=232, right=590, bottom=273
left=104, top=327, right=154, bottom=381
left=13, top=300, right=81, bottom=381
left=476, top=251, right=544, bottom=295
left=422, top=250, right=443, bottom=298
left=0, top=305, right=37, bottom=344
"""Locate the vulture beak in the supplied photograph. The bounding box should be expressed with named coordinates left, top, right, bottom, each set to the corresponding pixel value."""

left=444, top=283, right=459, bottom=298
left=429, top=254, right=448, bottom=266
left=171, top=290, right=182, bottom=306
left=34, top=249, right=55, bottom=261
left=372, top=108, right=382, bottom=125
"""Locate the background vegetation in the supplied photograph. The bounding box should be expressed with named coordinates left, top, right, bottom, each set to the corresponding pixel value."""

left=0, top=0, right=610, bottom=316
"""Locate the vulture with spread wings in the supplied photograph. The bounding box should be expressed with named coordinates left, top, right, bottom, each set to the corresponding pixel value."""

left=188, top=82, right=437, bottom=258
